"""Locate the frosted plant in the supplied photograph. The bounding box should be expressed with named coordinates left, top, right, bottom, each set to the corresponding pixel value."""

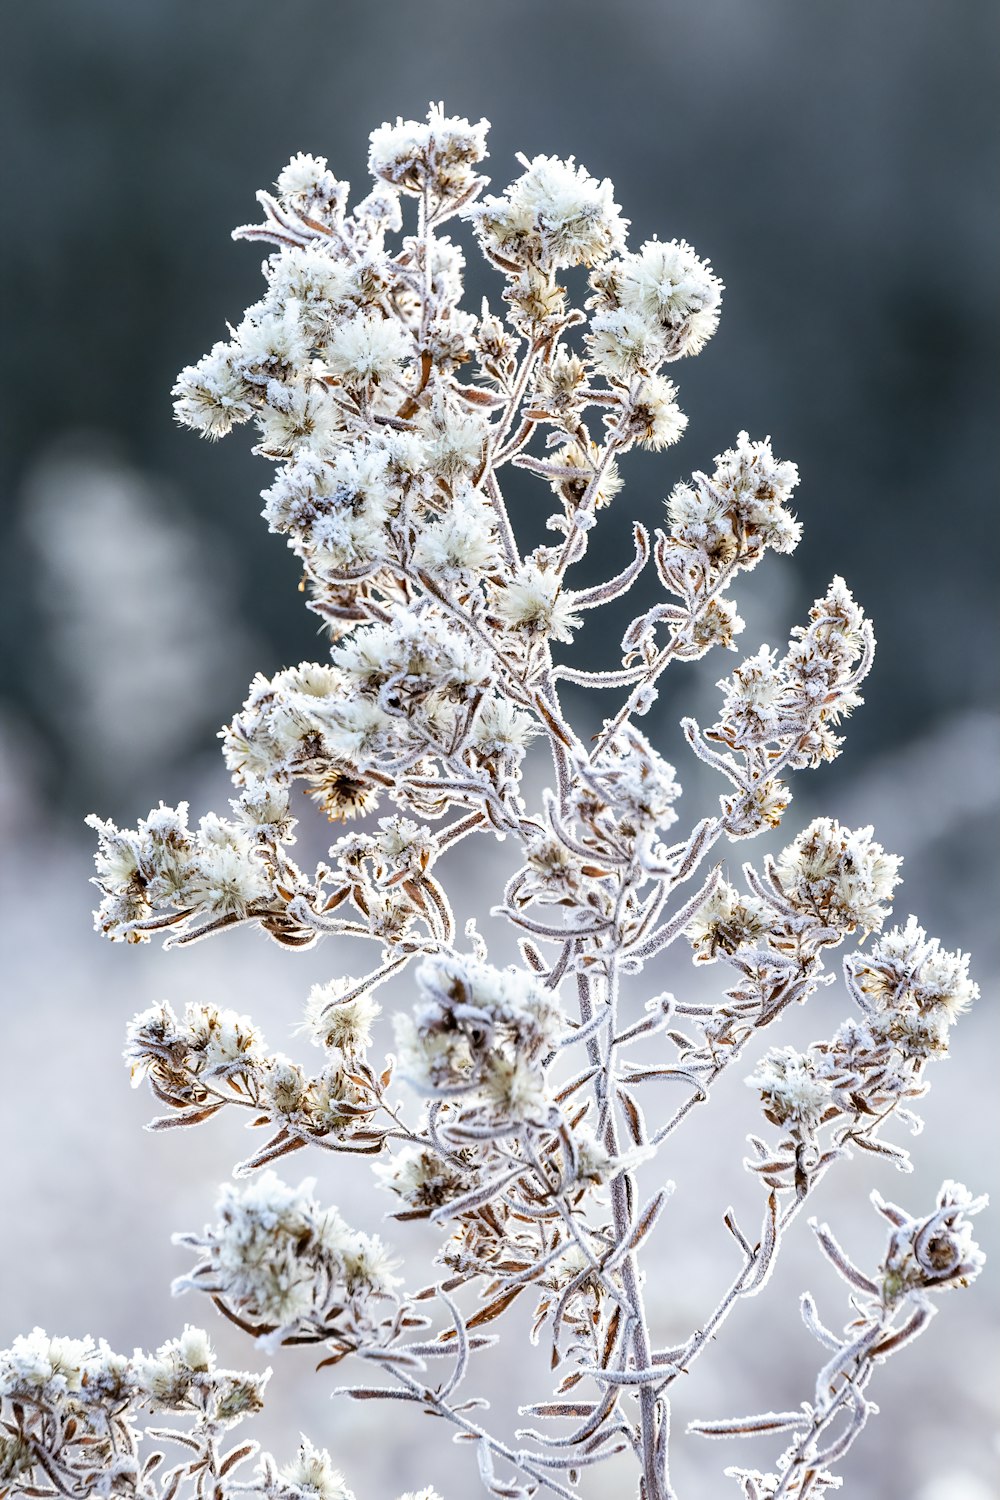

left=5, top=105, right=983, bottom=1500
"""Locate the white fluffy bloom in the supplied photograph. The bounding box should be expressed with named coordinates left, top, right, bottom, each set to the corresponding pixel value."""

left=314, top=696, right=395, bottom=768
left=255, top=382, right=345, bottom=460
left=480, top=1052, right=553, bottom=1124
left=775, top=818, right=901, bottom=935
left=172, top=341, right=253, bottom=438
left=264, top=243, right=360, bottom=326
left=278, top=1439, right=356, bottom=1500
left=88, top=816, right=142, bottom=887
left=685, top=878, right=771, bottom=962
left=323, top=310, right=412, bottom=386
left=275, top=152, right=349, bottom=224
left=848, top=915, right=978, bottom=1022
left=125, top=1000, right=267, bottom=1090
left=395, top=953, right=561, bottom=1119
left=708, top=431, right=801, bottom=552
left=621, top=238, right=722, bottom=352
left=185, top=1003, right=267, bottom=1072
left=173, top=1172, right=399, bottom=1343
left=589, top=238, right=723, bottom=366
left=627, top=374, right=688, bottom=450
left=235, top=304, right=310, bottom=380
left=314, top=482, right=395, bottom=567
left=368, top=105, right=489, bottom=198
left=416, top=400, right=489, bottom=480
left=89, top=800, right=275, bottom=936
left=188, top=814, right=271, bottom=916
left=412, top=495, right=499, bottom=578
left=586, top=309, right=670, bottom=378
left=472, top=154, right=627, bottom=270
left=716, top=645, right=788, bottom=748
left=373, top=1143, right=473, bottom=1212
left=581, top=728, right=682, bottom=836
left=266, top=441, right=398, bottom=565
left=494, top=564, right=582, bottom=643
left=334, top=610, right=492, bottom=702
left=0, top=1331, right=95, bottom=1399
left=301, top=977, right=381, bottom=1053
left=232, top=777, right=295, bottom=839
left=748, top=1046, right=837, bottom=1129
left=470, top=694, right=538, bottom=757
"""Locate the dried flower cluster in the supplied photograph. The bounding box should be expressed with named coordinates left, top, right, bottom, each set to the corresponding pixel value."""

left=0, top=1324, right=434, bottom=1500
left=7, top=107, right=982, bottom=1500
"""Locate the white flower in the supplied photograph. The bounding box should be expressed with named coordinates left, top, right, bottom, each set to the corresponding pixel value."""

left=412, top=494, right=499, bottom=579
left=748, top=1046, right=837, bottom=1129
left=87, top=815, right=141, bottom=886
left=235, top=304, right=310, bottom=379
left=351, top=183, right=404, bottom=235
left=315, top=696, right=394, bottom=767
left=323, top=310, right=412, bottom=386
left=1, top=1331, right=95, bottom=1398
left=685, top=879, right=770, bottom=962
left=275, top=153, right=349, bottom=223
left=174, top=1324, right=212, bottom=1372
left=480, top=1052, right=553, bottom=1124
left=173, top=1173, right=362, bottom=1338
left=472, top=154, right=627, bottom=270
left=338, top=1230, right=401, bottom=1297
left=494, top=563, right=581, bottom=643
left=301, top=978, right=381, bottom=1053
left=587, top=308, right=668, bottom=378
left=232, top=777, right=295, bottom=839
left=581, top=728, right=682, bottom=835
left=183, top=1002, right=267, bottom=1073
left=333, top=610, right=492, bottom=701
left=188, top=815, right=271, bottom=916
left=368, top=105, right=489, bottom=199
left=627, top=375, right=688, bottom=450
left=775, top=818, right=901, bottom=935
left=278, top=1439, right=356, bottom=1500
left=848, top=915, right=978, bottom=1022
left=373, top=1144, right=473, bottom=1211
left=470, top=694, right=538, bottom=757
left=264, top=243, right=360, bottom=325
left=283, top=661, right=346, bottom=698
left=255, top=382, right=344, bottom=460
left=416, top=400, right=489, bottom=480
left=717, top=645, right=788, bottom=748
left=710, top=431, right=801, bottom=552
left=172, top=341, right=253, bottom=438
left=590, top=238, right=723, bottom=363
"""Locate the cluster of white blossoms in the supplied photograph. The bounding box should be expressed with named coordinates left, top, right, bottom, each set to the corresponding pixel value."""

left=67, top=108, right=984, bottom=1500
left=587, top=236, right=723, bottom=371
left=173, top=1173, right=403, bottom=1353
left=394, top=953, right=563, bottom=1128
left=87, top=800, right=274, bottom=940
left=771, top=816, right=900, bottom=936
left=0, top=1327, right=437, bottom=1500
left=125, top=997, right=389, bottom=1172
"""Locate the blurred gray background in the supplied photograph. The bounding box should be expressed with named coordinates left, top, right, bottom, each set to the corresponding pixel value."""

left=1, top=3, right=997, bottom=1498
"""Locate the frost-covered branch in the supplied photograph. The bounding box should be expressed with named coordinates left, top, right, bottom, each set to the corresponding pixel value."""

left=47, top=106, right=987, bottom=1500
